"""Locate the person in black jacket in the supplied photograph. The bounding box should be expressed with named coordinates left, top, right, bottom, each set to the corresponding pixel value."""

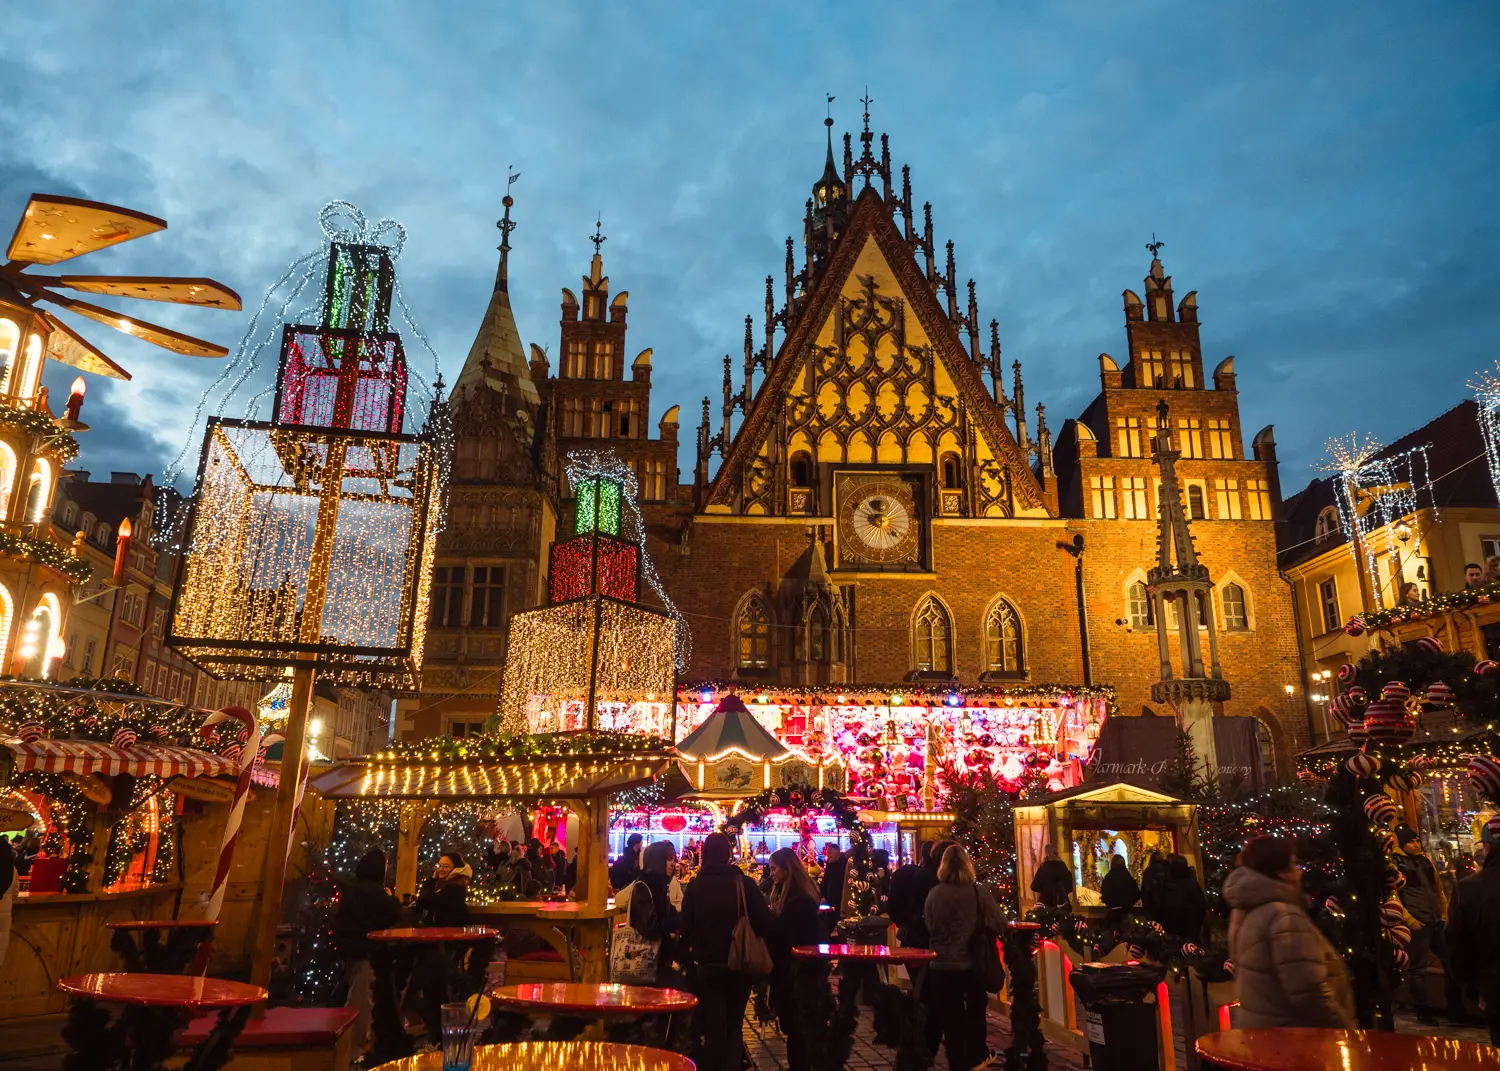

left=637, top=840, right=685, bottom=984
left=1100, top=854, right=1141, bottom=926
left=1394, top=827, right=1464, bottom=1025
left=681, top=832, right=774, bottom=1071
left=767, top=847, right=822, bottom=1071
left=1155, top=855, right=1208, bottom=942
left=818, top=844, right=847, bottom=917
left=1140, top=851, right=1170, bottom=918
left=1030, top=843, right=1074, bottom=909
left=610, top=833, right=644, bottom=891
left=412, top=852, right=472, bottom=1045
left=333, top=849, right=401, bottom=1060
left=1448, top=822, right=1500, bottom=1044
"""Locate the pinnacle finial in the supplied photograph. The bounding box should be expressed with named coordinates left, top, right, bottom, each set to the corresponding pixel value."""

left=1146, top=233, right=1164, bottom=260
left=860, top=88, right=873, bottom=133
left=494, top=167, right=520, bottom=293
left=591, top=217, right=607, bottom=256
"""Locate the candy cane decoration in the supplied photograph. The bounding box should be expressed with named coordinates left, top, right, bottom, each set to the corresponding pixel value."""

left=200, top=706, right=260, bottom=923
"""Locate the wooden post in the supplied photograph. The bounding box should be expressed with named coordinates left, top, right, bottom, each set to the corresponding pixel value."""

left=248, top=438, right=347, bottom=994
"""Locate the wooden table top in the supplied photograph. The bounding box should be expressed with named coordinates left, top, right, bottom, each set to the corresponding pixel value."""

left=489, top=983, right=698, bottom=1017
left=105, top=919, right=219, bottom=931
left=57, top=973, right=266, bottom=1009
left=369, top=1040, right=695, bottom=1071
left=1196, top=1029, right=1500, bottom=1070
left=791, top=943, right=937, bottom=963
left=366, top=926, right=501, bottom=943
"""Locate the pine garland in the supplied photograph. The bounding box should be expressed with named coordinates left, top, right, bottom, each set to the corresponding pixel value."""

left=0, top=403, right=80, bottom=460
left=0, top=532, right=90, bottom=583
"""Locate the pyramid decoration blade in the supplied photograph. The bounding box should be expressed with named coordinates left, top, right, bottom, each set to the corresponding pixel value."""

left=49, top=275, right=243, bottom=310
left=48, top=293, right=228, bottom=357
left=37, top=312, right=131, bottom=380
left=5, top=194, right=167, bottom=265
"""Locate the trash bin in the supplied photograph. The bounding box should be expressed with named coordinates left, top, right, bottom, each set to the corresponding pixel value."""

left=1068, top=960, right=1167, bottom=1071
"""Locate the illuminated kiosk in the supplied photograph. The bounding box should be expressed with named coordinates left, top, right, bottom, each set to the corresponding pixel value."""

left=166, top=231, right=443, bottom=990
left=500, top=464, right=678, bottom=736
left=308, top=736, right=673, bottom=983
left=1012, top=780, right=1202, bottom=914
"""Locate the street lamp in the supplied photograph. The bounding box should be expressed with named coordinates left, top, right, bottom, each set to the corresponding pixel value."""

left=1309, top=670, right=1334, bottom=740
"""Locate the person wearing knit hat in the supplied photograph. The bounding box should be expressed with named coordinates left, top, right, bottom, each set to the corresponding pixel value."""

left=1449, top=818, right=1500, bottom=1044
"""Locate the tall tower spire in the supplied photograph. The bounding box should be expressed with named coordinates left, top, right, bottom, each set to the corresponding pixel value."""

left=495, top=167, right=519, bottom=293
left=1148, top=399, right=1228, bottom=778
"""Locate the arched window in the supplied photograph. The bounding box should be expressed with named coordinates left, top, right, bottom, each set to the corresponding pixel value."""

left=940, top=453, right=961, bottom=490
left=983, top=598, right=1024, bottom=676
left=18, top=334, right=43, bottom=400
left=26, top=459, right=51, bottom=523
left=1187, top=485, right=1206, bottom=520
left=789, top=451, right=813, bottom=487
left=1314, top=507, right=1339, bottom=544
left=59, top=501, right=77, bottom=528
left=0, top=441, right=15, bottom=522
left=735, top=594, right=772, bottom=670
left=97, top=523, right=111, bottom=545
left=1127, top=581, right=1154, bottom=628
left=17, top=595, right=60, bottom=679
left=0, top=319, right=18, bottom=396
left=1222, top=583, right=1249, bottom=631
left=807, top=605, right=828, bottom=662
left=1256, top=716, right=1279, bottom=783
left=912, top=597, right=952, bottom=676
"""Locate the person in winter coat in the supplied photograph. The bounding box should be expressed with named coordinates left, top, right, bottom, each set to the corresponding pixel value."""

left=610, top=833, right=645, bottom=891
left=332, top=849, right=402, bottom=1060
left=923, top=844, right=1004, bottom=1071
left=1100, top=854, right=1141, bottom=925
left=1140, top=851, right=1170, bottom=917
left=680, top=832, right=774, bottom=1071
left=636, top=840, right=685, bottom=984
left=411, top=852, right=473, bottom=1045
left=1156, top=855, right=1208, bottom=941
left=1030, top=843, right=1074, bottom=909
left=1448, top=819, right=1500, bottom=1044
left=767, top=847, right=823, bottom=1071
left=1223, top=835, right=1355, bottom=1029
left=1392, top=826, right=1463, bottom=1024
left=888, top=840, right=945, bottom=947
left=819, top=844, right=848, bottom=917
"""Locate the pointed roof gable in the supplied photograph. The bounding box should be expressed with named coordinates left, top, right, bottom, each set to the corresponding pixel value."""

left=706, top=187, right=1042, bottom=510
left=452, top=223, right=541, bottom=420
left=677, top=695, right=791, bottom=761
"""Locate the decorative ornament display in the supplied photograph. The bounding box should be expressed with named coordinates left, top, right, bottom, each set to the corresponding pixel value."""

left=1378, top=899, right=1405, bottom=926
left=1361, top=700, right=1405, bottom=741
left=149, top=724, right=171, bottom=740
left=1345, top=752, right=1380, bottom=778
left=1344, top=618, right=1366, bottom=637
left=1416, top=636, right=1443, bottom=654
left=110, top=727, right=137, bottom=750
left=1388, top=770, right=1423, bottom=792
left=1180, top=943, right=1203, bottom=958
left=18, top=720, right=44, bottom=743
left=1337, top=663, right=1358, bottom=685
left=1346, top=685, right=1369, bottom=709
left=1386, top=866, right=1406, bottom=891
left=1363, top=795, right=1398, bottom=826
left=1346, top=719, right=1369, bottom=745
left=1380, top=681, right=1411, bottom=704
left=1377, top=830, right=1398, bottom=854
left=1424, top=681, right=1454, bottom=707
left=1468, top=755, right=1500, bottom=800
left=220, top=742, right=243, bottom=765
left=1477, top=660, right=1498, bottom=677
left=1328, top=694, right=1352, bottom=727
left=1386, top=923, right=1412, bottom=949
left=1393, top=949, right=1410, bottom=971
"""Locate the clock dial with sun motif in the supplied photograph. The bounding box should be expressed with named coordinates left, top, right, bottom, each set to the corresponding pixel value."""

left=835, top=473, right=922, bottom=567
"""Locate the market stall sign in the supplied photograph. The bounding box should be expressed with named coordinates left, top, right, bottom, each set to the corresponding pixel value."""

left=0, top=805, right=34, bottom=832
left=167, top=776, right=236, bottom=804
left=62, top=773, right=112, bottom=805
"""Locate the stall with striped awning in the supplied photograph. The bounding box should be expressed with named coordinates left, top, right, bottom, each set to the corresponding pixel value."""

left=0, top=736, right=238, bottom=779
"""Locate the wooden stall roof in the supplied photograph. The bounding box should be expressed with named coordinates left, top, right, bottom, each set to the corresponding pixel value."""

left=1012, top=779, right=1186, bottom=815
left=1, top=735, right=238, bottom=779
left=308, top=752, right=674, bottom=800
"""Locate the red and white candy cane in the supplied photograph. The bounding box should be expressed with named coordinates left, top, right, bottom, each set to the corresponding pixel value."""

left=200, top=706, right=261, bottom=923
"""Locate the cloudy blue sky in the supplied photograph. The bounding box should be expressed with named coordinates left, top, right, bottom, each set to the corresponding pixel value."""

left=2, top=1, right=1496, bottom=495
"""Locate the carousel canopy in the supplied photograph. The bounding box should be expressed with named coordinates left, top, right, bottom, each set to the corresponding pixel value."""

left=308, top=752, right=672, bottom=800
left=1, top=736, right=237, bottom=779
left=677, top=695, right=791, bottom=761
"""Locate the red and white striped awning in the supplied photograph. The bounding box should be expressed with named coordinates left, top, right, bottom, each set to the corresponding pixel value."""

left=0, top=736, right=238, bottom=779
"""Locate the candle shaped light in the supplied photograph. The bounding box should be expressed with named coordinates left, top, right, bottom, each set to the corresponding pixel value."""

left=64, top=377, right=86, bottom=422
left=113, top=517, right=132, bottom=586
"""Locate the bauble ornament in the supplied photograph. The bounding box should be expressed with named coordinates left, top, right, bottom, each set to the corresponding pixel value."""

left=1337, top=662, right=1358, bottom=684
left=1345, top=752, right=1380, bottom=778
left=1345, top=619, right=1366, bottom=637
left=1467, top=755, right=1500, bottom=800
left=1476, top=660, right=1498, bottom=677
left=1378, top=899, right=1405, bottom=926
left=1415, top=636, right=1443, bottom=654
left=1363, top=795, right=1399, bottom=826
left=1393, top=949, right=1410, bottom=970
left=1386, top=923, right=1412, bottom=948
left=1346, top=685, right=1370, bottom=709
left=110, top=727, right=137, bottom=750
left=1381, top=681, right=1411, bottom=704
left=17, top=720, right=44, bottom=743
left=1388, top=770, right=1423, bottom=792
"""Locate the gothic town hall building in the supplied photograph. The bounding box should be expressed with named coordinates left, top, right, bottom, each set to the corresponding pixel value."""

left=399, top=117, right=1309, bottom=780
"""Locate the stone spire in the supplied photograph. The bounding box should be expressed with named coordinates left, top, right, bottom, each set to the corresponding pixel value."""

left=452, top=179, right=540, bottom=419
left=1148, top=399, right=1228, bottom=776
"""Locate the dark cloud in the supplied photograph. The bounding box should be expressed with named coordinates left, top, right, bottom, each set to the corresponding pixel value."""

left=1, top=0, right=1496, bottom=497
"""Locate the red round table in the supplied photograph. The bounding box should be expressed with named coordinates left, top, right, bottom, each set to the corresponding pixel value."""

left=488, top=982, right=697, bottom=1045
left=368, top=1040, right=694, bottom=1071
left=791, top=943, right=937, bottom=964
left=1196, top=1028, right=1500, bottom=1070
left=56, top=973, right=266, bottom=1071
left=105, top=919, right=219, bottom=974
left=792, top=945, right=937, bottom=1069
left=366, top=927, right=502, bottom=1066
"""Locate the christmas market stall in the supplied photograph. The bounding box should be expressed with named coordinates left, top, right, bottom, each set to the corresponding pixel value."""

left=0, top=680, right=255, bottom=1019
left=306, top=731, right=674, bottom=984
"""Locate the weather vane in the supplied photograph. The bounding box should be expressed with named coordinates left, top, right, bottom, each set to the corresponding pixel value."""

left=497, top=166, right=519, bottom=241
left=826, top=92, right=835, bottom=119
left=860, top=87, right=873, bottom=132
left=591, top=216, right=607, bottom=256
left=1146, top=233, right=1165, bottom=259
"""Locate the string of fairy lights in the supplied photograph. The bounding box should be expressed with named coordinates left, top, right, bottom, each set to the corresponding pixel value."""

left=1470, top=361, right=1500, bottom=500
left=1323, top=432, right=1438, bottom=601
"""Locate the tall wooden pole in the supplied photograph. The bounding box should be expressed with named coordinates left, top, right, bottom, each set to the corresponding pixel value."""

left=248, top=439, right=347, bottom=994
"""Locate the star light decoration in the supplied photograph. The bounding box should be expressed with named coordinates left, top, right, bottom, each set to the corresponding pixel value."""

left=165, top=205, right=445, bottom=689
left=1322, top=432, right=1437, bottom=600
left=1470, top=362, right=1500, bottom=502
left=499, top=452, right=689, bottom=735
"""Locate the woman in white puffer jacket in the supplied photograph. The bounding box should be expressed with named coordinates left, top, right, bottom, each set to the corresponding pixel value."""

left=1223, top=835, right=1356, bottom=1029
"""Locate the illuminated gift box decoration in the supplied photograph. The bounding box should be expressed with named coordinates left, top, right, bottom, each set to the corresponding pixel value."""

left=167, top=229, right=443, bottom=690
left=502, top=457, right=687, bottom=734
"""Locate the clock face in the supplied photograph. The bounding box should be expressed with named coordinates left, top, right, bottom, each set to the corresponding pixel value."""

left=836, top=474, right=922, bottom=566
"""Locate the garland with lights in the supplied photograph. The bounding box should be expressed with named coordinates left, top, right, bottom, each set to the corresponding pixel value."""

left=101, top=775, right=174, bottom=889
left=1349, top=579, right=1500, bottom=634
left=0, top=533, right=90, bottom=584
left=13, top=770, right=92, bottom=893
left=0, top=402, right=80, bottom=461
left=0, top=676, right=213, bottom=746
left=372, top=730, right=674, bottom=764
left=733, top=786, right=868, bottom=849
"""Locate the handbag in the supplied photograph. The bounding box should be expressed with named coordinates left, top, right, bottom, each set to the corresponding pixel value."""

left=969, top=886, right=1006, bottom=994
left=610, top=882, right=661, bottom=984
left=728, top=878, right=774, bottom=978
